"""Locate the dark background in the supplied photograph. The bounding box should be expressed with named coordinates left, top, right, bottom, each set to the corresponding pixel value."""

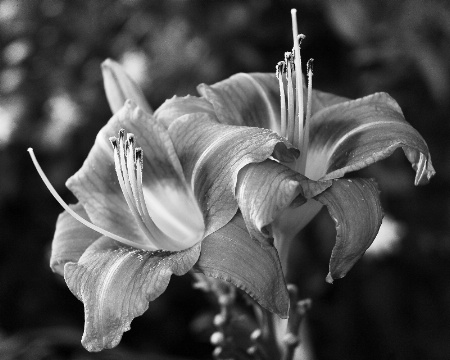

left=1, top=0, right=449, bottom=359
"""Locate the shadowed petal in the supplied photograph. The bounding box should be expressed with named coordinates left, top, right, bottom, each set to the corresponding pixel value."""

left=236, top=159, right=331, bottom=247
left=306, top=92, right=435, bottom=184
left=102, top=59, right=153, bottom=115
left=50, top=203, right=100, bottom=276
left=315, top=178, right=383, bottom=283
left=198, top=73, right=281, bottom=131
left=195, top=213, right=289, bottom=318
left=154, top=95, right=216, bottom=128
left=67, top=101, right=197, bottom=249
left=64, top=237, right=201, bottom=352
left=168, top=112, right=299, bottom=237
left=198, top=72, right=349, bottom=132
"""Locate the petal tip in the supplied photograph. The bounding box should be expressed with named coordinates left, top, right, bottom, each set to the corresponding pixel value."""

left=325, top=272, right=334, bottom=284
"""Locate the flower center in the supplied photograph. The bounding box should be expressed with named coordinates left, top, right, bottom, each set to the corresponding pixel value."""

left=109, top=129, right=204, bottom=251
left=275, top=9, right=314, bottom=175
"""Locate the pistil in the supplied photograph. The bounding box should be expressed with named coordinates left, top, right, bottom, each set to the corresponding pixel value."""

left=27, top=148, right=157, bottom=251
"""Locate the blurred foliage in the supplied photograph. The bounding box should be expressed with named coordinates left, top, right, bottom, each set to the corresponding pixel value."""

left=0, top=0, right=449, bottom=359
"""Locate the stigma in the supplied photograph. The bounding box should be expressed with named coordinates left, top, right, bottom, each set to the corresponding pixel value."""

left=275, top=9, right=314, bottom=174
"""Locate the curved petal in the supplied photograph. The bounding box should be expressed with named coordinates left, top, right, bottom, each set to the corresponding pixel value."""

left=197, top=73, right=281, bottom=131
left=310, top=89, right=349, bottom=113
left=306, top=92, right=435, bottom=184
left=198, top=72, right=349, bottom=132
left=101, top=59, right=153, bottom=115
left=64, top=237, right=200, bottom=352
left=195, top=213, right=289, bottom=318
left=236, top=159, right=331, bottom=247
left=315, top=178, right=383, bottom=283
left=168, top=112, right=299, bottom=237
left=273, top=199, right=324, bottom=273
left=154, top=95, right=216, bottom=128
left=67, top=101, right=197, bottom=248
left=50, top=203, right=100, bottom=276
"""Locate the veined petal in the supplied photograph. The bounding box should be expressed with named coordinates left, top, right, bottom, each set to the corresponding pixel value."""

left=198, top=73, right=281, bottom=131
left=306, top=92, right=435, bottom=184
left=64, top=237, right=200, bottom=352
left=168, top=112, right=299, bottom=237
left=309, top=89, right=349, bottom=114
left=315, top=178, right=383, bottom=283
left=154, top=95, right=216, bottom=128
left=101, top=59, right=153, bottom=115
left=236, top=159, right=331, bottom=247
left=198, top=72, right=349, bottom=132
left=50, top=203, right=100, bottom=276
left=195, top=213, right=289, bottom=318
left=67, top=101, right=199, bottom=249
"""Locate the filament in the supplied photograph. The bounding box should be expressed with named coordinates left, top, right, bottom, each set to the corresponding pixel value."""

left=27, top=148, right=157, bottom=251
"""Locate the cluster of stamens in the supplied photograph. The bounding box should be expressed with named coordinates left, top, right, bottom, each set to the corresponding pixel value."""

left=275, top=9, right=314, bottom=174
left=109, top=130, right=172, bottom=248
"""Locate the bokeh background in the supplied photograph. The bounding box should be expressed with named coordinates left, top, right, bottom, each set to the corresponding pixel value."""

left=1, top=0, right=449, bottom=359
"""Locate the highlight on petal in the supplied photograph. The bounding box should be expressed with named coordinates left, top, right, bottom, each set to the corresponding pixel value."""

left=195, top=213, right=289, bottom=318
left=168, top=112, right=299, bottom=238
left=50, top=203, right=100, bottom=276
left=154, top=95, right=215, bottom=128
left=64, top=237, right=201, bottom=352
left=236, top=159, right=332, bottom=247
left=102, top=59, right=153, bottom=115
left=306, top=92, right=435, bottom=184
left=198, top=73, right=281, bottom=131
left=314, top=178, right=383, bottom=283
left=67, top=101, right=199, bottom=250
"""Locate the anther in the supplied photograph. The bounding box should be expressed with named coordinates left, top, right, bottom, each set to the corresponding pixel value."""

left=109, top=136, right=118, bottom=149
left=276, top=61, right=286, bottom=79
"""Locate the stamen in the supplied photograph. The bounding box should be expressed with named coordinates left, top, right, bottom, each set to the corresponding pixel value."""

left=285, top=52, right=295, bottom=144
left=27, top=148, right=157, bottom=251
left=112, top=130, right=177, bottom=248
left=291, top=9, right=304, bottom=150
left=300, top=58, right=314, bottom=173
left=276, top=61, right=287, bottom=137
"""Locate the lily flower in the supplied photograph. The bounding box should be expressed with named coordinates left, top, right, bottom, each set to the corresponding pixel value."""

left=29, top=63, right=304, bottom=351
left=29, top=9, right=434, bottom=354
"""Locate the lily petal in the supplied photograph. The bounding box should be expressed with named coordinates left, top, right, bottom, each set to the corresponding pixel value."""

left=168, top=112, right=299, bottom=237
left=67, top=101, right=198, bottom=249
left=306, top=92, right=435, bottom=184
left=50, top=203, right=99, bottom=276
left=64, top=237, right=201, bottom=352
left=195, top=213, right=289, bottom=318
left=197, top=73, right=281, bottom=131
left=315, top=178, right=383, bottom=283
left=154, top=95, right=216, bottom=128
left=101, top=59, right=153, bottom=115
left=236, top=159, right=332, bottom=247
left=198, top=72, right=349, bottom=131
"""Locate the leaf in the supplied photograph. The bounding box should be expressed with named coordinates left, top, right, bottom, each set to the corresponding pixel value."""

left=50, top=203, right=100, bottom=276
left=195, top=213, right=289, bottom=318
left=236, top=159, right=331, bottom=247
left=64, top=237, right=201, bottom=352
left=167, top=112, right=299, bottom=238
left=101, top=59, right=153, bottom=115
left=67, top=101, right=199, bottom=249
left=306, top=92, right=435, bottom=184
left=315, top=178, right=383, bottom=283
